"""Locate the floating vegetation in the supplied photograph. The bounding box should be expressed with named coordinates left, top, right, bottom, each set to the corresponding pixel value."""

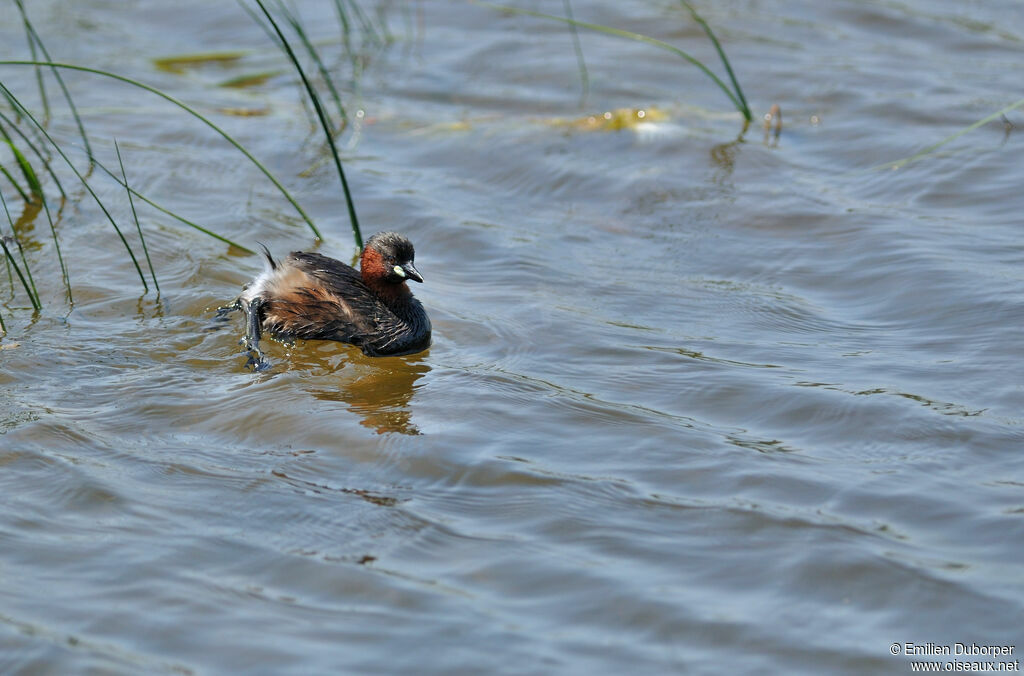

left=216, top=106, right=271, bottom=117
left=218, top=71, right=283, bottom=89
left=153, top=51, right=249, bottom=74
left=560, top=106, right=669, bottom=132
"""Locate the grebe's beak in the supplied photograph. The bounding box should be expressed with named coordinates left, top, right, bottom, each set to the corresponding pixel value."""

left=399, top=261, right=424, bottom=283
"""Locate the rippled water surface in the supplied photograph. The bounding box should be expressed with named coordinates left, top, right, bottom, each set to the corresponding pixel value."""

left=2, top=1, right=1023, bottom=673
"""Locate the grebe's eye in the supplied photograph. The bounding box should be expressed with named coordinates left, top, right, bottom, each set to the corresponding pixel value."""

left=393, top=265, right=406, bottom=278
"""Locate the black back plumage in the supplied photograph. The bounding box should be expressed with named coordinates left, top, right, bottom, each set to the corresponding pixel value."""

left=256, top=247, right=430, bottom=357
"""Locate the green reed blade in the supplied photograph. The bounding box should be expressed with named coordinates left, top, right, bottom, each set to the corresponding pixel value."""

left=0, top=166, right=30, bottom=203
left=1, top=193, right=40, bottom=307
left=3, top=239, right=12, bottom=288
left=471, top=0, right=747, bottom=120
left=5, top=140, right=42, bottom=200
left=1, top=84, right=148, bottom=294
left=0, top=61, right=321, bottom=239
left=345, top=0, right=383, bottom=46
left=0, top=300, right=6, bottom=332
left=0, top=236, right=38, bottom=310
left=115, top=141, right=159, bottom=295
left=14, top=1, right=92, bottom=157
left=38, top=194, right=71, bottom=303
left=236, top=1, right=318, bottom=132
left=374, top=4, right=393, bottom=44
left=274, top=0, right=348, bottom=125
left=89, top=155, right=254, bottom=255
left=871, top=96, right=1024, bottom=172
left=563, top=0, right=590, bottom=109
left=0, top=110, right=67, bottom=199
left=14, top=0, right=48, bottom=121
left=254, top=0, right=362, bottom=248
left=0, top=191, right=40, bottom=310
left=238, top=0, right=283, bottom=46
left=0, top=115, right=70, bottom=298
left=333, top=0, right=353, bottom=42
left=679, top=1, right=750, bottom=121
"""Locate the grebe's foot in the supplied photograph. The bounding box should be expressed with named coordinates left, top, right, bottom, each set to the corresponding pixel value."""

left=240, top=296, right=271, bottom=371
left=214, top=299, right=242, bottom=320
left=245, top=350, right=272, bottom=372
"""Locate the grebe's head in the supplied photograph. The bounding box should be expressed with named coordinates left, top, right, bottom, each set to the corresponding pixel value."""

left=360, top=231, right=423, bottom=285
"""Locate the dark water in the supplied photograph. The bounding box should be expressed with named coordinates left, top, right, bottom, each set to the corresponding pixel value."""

left=2, top=1, right=1023, bottom=673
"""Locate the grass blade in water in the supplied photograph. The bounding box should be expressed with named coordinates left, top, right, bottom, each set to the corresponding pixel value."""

left=679, top=1, right=750, bottom=122
left=14, top=0, right=48, bottom=121
left=38, top=196, right=71, bottom=303
left=0, top=191, right=40, bottom=310
left=470, top=1, right=747, bottom=120
left=0, top=110, right=68, bottom=199
left=254, top=0, right=362, bottom=248
left=92, top=156, right=254, bottom=255
left=871, top=96, right=1024, bottom=171
left=0, top=83, right=148, bottom=293
left=115, top=141, right=159, bottom=295
left=0, top=165, right=31, bottom=203
left=344, top=0, right=383, bottom=47
left=15, top=0, right=92, bottom=157
left=0, top=60, right=321, bottom=239
left=0, top=114, right=71, bottom=298
left=563, top=0, right=590, bottom=109
left=274, top=0, right=348, bottom=126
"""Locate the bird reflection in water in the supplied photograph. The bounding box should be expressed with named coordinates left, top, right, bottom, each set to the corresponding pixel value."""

left=303, top=347, right=430, bottom=436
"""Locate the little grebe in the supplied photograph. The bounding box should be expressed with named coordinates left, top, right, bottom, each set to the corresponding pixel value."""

left=237, top=232, right=431, bottom=362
